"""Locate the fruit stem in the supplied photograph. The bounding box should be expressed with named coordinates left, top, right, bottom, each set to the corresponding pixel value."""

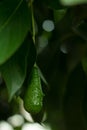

left=30, top=0, right=35, bottom=44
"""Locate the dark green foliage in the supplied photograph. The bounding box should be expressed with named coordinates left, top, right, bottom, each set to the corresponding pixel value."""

left=0, top=0, right=87, bottom=130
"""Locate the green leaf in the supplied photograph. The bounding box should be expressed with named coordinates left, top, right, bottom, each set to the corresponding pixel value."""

left=60, top=0, right=87, bottom=6
left=0, top=37, right=36, bottom=101
left=0, top=0, right=31, bottom=64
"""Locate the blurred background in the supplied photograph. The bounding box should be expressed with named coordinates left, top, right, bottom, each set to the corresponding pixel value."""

left=0, top=0, right=87, bottom=130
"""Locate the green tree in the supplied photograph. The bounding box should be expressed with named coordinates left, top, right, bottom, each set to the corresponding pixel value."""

left=0, top=0, right=87, bottom=130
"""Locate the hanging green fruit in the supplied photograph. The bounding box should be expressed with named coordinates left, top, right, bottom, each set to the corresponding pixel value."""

left=23, top=65, right=44, bottom=114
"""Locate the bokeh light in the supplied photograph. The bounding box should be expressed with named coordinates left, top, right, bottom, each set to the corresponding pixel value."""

left=42, top=20, right=55, bottom=32
left=8, top=114, right=24, bottom=127
left=0, top=121, right=13, bottom=130
left=38, top=36, right=48, bottom=53
left=60, top=43, right=68, bottom=54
